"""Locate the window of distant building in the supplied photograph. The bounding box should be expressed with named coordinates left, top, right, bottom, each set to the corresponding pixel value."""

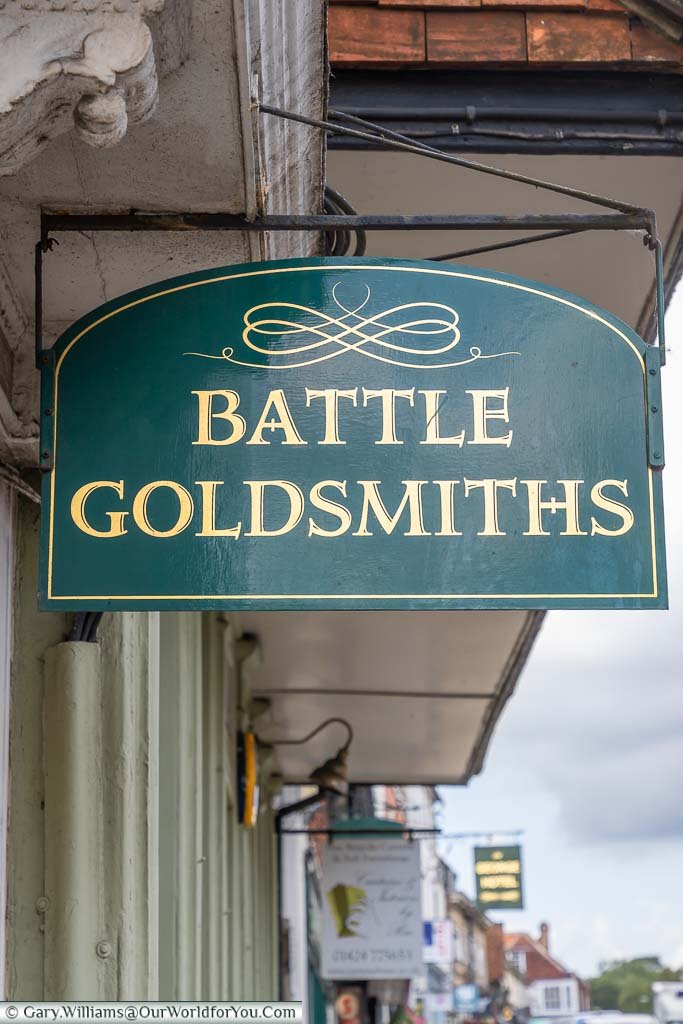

left=506, top=951, right=527, bottom=975
left=544, top=987, right=562, bottom=1010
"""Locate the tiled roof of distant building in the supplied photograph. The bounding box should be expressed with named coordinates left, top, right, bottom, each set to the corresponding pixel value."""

left=504, top=931, right=576, bottom=982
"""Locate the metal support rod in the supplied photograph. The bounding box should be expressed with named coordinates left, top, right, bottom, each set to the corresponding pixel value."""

left=41, top=211, right=650, bottom=233
left=253, top=688, right=497, bottom=700
left=328, top=109, right=653, bottom=224
left=261, top=104, right=648, bottom=218
left=35, top=235, right=58, bottom=369
left=655, top=237, right=668, bottom=365
left=34, top=241, right=42, bottom=369
left=429, top=227, right=587, bottom=262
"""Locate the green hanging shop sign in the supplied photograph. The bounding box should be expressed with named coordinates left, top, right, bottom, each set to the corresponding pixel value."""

left=39, top=256, right=667, bottom=610
left=474, top=845, right=524, bottom=911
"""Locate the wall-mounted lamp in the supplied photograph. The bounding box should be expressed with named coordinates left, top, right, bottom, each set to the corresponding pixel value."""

left=263, top=716, right=354, bottom=796
left=237, top=729, right=259, bottom=828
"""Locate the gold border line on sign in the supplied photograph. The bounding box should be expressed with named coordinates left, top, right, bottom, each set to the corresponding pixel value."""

left=48, top=263, right=658, bottom=601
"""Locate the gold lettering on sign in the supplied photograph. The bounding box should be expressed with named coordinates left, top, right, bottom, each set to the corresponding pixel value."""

left=475, top=860, right=521, bottom=875
left=464, top=479, right=517, bottom=536
left=433, top=480, right=463, bottom=536
left=466, top=388, right=513, bottom=447
left=245, top=481, right=305, bottom=536
left=194, top=481, right=242, bottom=538
left=590, top=480, right=635, bottom=536
left=362, top=388, right=415, bottom=445
left=480, top=876, right=520, bottom=889
left=521, top=480, right=587, bottom=537
left=419, top=390, right=465, bottom=447
left=308, top=481, right=353, bottom=537
left=67, top=384, right=640, bottom=551
left=132, top=481, right=194, bottom=538
left=354, top=480, right=429, bottom=536
left=70, top=480, right=128, bottom=537
left=305, top=388, right=358, bottom=445
left=480, top=890, right=521, bottom=903
left=246, top=390, right=307, bottom=446
left=192, top=390, right=246, bottom=445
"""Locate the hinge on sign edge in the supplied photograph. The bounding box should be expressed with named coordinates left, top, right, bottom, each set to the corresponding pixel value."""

left=39, top=348, right=56, bottom=474
left=645, top=345, right=664, bottom=469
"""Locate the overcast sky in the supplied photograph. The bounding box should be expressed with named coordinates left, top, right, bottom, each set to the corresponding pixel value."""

left=439, top=284, right=683, bottom=980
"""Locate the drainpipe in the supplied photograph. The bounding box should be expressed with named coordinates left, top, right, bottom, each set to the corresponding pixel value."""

left=43, top=641, right=112, bottom=998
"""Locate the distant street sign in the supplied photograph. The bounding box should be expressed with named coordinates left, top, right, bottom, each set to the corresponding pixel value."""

left=40, top=257, right=666, bottom=610
left=423, top=919, right=453, bottom=965
left=474, top=845, right=524, bottom=910
left=454, top=984, right=480, bottom=1014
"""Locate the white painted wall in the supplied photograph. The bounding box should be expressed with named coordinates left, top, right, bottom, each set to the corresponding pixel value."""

left=504, top=968, right=530, bottom=1012
left=279, top=788, right=311, bottom=1016
left=529, top=978, right=581, bottom=1016
left=404, top=787, right=446, bottom=923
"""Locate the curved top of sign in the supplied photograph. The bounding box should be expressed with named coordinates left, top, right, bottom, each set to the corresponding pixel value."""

left=50, top=255, right=648, bottom=370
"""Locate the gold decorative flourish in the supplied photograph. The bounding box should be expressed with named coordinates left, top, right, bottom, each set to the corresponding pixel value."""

left=184, top=282, right=520, bottom=368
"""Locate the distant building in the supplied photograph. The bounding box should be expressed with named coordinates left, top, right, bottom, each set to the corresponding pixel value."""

left=488, top=923, right=530, bottom=1015
left=504, top=965, right=532, bottom=1016
left=504, top=924, right=590, bottom=1016
left=449, top=891, right=490, bottom=990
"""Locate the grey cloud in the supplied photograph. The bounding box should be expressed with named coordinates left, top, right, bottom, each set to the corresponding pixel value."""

left=542, top=733, right=683, bottom=842
left=485, top=632, right=683, bottom=844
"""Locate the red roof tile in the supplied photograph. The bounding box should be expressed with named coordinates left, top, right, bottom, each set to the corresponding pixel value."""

left=631, top=19, right=683, bottom=60
left=328, top=6, right=426, bottom=62
left=427, top=10, right=528, bottom=61
left=527, top=11, right=632, bottom=60
left=328, top=0, right=683, bottom=69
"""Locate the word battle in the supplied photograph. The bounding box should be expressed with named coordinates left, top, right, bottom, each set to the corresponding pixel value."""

left=69, top=386, right=635, bottom=540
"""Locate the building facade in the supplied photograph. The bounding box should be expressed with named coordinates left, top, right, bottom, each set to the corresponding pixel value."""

left=505, top=925, right=590, bottom=1017
left=449, top=892, right=490, bottom=991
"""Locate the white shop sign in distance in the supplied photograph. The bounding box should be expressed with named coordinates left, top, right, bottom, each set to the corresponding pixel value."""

left=321, top=839, right=422, bottom=980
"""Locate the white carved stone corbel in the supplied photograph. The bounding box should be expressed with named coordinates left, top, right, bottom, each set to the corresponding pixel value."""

left=0, top=14, right=157, bottom=173
left=0, top=1, right=191, bottom=175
